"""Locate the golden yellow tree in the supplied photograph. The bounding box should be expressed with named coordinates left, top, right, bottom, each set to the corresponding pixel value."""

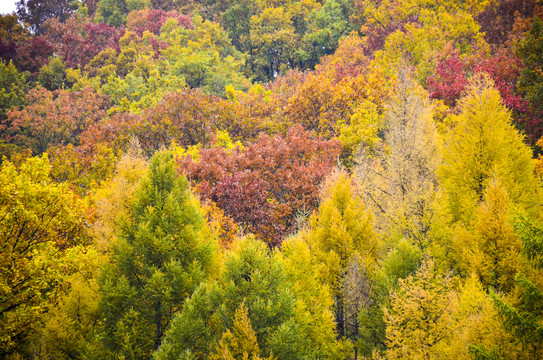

left=384, top=258, right=456, bottom=360
left=308, top=170, right=380, bottom=349
left=439, top=74, right=540, bottom=225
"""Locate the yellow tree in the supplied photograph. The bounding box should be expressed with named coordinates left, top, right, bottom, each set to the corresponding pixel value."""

left=451, top=180, right=524, bottom=292
left=0, top=155, right=89, bottom=357
left=384, top=258, right=456, bottom=359
left=307, top=170, right=380, bottom=347
left=91, top=140, right=149, bottom=252
left=439, top=74, right=540, bottom=225
left=280, top=235, right=351, bottom=359
left=210, top=302, right=272, bottom=360
left=442, top=275, right=520, bottom=360
left=356, top=73, right=440, bottom=250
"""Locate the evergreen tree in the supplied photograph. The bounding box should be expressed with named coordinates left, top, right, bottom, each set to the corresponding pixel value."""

left=155, top=236, right=343, bottom=360
left=99, top=151, right=216, bottom=360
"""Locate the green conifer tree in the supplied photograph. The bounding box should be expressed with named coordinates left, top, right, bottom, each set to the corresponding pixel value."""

left=99, top=151, right=216, bottom=360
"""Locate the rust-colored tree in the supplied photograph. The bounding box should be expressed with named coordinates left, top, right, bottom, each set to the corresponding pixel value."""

left=179, top=125, right=342, bottom=246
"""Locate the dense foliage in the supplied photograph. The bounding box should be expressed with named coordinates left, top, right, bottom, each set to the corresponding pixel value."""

left=2, top=0, right=543, bottom=359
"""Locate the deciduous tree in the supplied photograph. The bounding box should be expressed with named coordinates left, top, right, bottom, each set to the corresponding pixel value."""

left=0, top=155, right=89, bottom=357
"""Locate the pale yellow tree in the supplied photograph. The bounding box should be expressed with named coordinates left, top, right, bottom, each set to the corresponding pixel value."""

left=356, top=72, right=440, bottom=250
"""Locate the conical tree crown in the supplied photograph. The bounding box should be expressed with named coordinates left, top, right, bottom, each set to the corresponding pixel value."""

left=440, top=74, right=539, bottom=223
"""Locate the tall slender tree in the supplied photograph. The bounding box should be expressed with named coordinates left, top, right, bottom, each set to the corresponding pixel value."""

left=99, top=151, right=216, bottom=359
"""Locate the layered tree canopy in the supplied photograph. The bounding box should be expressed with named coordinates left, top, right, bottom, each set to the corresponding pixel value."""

left=2, top=0, right=543, bottom=359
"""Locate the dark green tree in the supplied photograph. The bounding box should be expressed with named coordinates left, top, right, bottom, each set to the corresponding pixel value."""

left=99, top=151, right=216, bottom=360
left=155, top=236, right=345, bottom=360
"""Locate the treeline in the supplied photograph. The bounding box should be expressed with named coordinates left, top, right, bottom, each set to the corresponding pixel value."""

left=1, top=0, right=543, bottom=359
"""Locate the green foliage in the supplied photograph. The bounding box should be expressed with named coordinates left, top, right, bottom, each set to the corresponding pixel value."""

left=210, top=302, right=271, bottom=360
left=38, top=56, right=67, bottom=91
left=357, top=239, right=423, bottom=356
left=302, top=0, right=356, bottom=67
left=492, top=215, right=543, bottom=359
left=99, top=151, right=216, bottom=359
left=160, top=16, right=249, bottom=97
left=3, top=1, right=543, bottom=359
left=96, top=0, right=149, bottom=27
left=0, top=61, right=28, bottom=120
left=156, top=236, right=341, bottom=360
left=280, top=235, right=351, bottom=358
left=517, top=17, right=543, bottom=115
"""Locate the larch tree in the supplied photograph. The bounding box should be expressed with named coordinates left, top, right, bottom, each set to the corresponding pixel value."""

left=307, top=170, right=380, bottom=352
left=451, top=180, right=524, bottom=293
left=439, top=74, right=540, bottom=225
left=209, top=302, right=271, bottom=360
left=384, top=258, right=457, bottom=360
left=356, top=72, right=440, bottom=250
left=99, top=151, right=216, bottom=360
left=492, top=214, right=543, bottom=359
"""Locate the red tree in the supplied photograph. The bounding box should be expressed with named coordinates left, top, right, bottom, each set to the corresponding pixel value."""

left=179, top=125, right=342, bottom=246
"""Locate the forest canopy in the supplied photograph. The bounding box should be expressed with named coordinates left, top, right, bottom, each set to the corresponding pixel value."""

left=1, top=0, right=543, bottom=359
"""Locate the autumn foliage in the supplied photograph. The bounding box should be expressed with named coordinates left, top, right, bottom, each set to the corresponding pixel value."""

left=2, top=0, right=543, bottom=359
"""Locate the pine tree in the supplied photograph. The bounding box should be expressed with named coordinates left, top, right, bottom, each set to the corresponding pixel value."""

left=99, top=151, right=216, bottom=360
